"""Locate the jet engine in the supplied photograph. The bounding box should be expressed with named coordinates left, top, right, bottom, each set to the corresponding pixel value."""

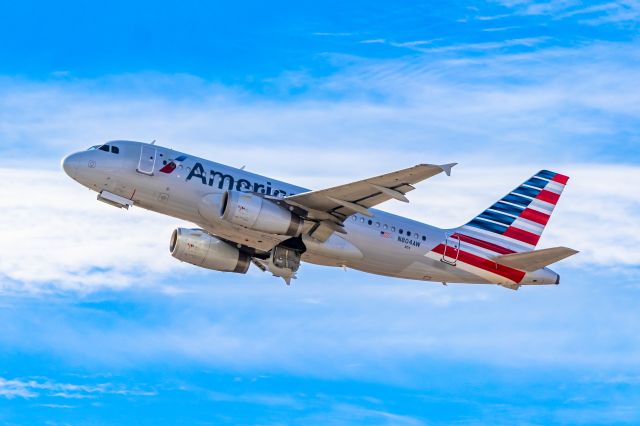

left=220, top=191, right=303, bottom=236
left=169, top=228, right=250, bottom=273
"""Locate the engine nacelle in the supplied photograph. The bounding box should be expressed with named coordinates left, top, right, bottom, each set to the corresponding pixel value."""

left=169, top=228, right=250, bottom=273
left=220, top=191, right=303, bottom=236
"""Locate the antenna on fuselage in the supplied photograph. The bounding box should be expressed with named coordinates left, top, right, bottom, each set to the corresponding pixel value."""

left=150, top=139, right=156, bottom=145
left=240, top=165, right=246, bottom=170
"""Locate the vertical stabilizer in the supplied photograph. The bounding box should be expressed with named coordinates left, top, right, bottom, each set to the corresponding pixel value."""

left=458, top=170, right=569, bottom=254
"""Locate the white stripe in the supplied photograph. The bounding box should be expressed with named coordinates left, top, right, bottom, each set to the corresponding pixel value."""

left=499, top=200, right=527, bottom=211
left=528, top=198, right=555, bottom=215
left=544, top=181, right=565, bottom=194
left=510, top=191, right=535, bottom=201
left=460, top=225, right=534, bottom=252
left=534, top=176, right=552, bottom=183
left=487, top=208, right=518, bottom=219
left=475, top=216, right=510, bottom=228
left=521, top=183, right=543, bottom=192
left=512, top=217, right=545, bottom=235
left=459, top=240, right=494, bottom=258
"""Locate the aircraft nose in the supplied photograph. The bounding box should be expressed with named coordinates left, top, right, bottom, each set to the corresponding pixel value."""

left=61, top=153, right=81, bottom=179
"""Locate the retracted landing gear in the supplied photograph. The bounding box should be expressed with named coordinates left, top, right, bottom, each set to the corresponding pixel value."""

left=265, top=236, right=305, bottom=285
left=267, top=245, right=301, bottom=285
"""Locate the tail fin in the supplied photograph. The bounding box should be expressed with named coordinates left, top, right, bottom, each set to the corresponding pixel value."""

left=459, top=170, right=569, bottom=253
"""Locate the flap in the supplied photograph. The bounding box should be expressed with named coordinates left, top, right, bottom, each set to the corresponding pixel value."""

left=493, top=246, right=579, bottom=272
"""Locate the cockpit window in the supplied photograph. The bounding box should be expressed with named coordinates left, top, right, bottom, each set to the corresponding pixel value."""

left=88, top=144, right=120, bottom=154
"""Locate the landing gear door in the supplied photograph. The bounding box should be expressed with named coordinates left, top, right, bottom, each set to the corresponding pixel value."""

left=137, top=145, right=157, bottom=175
left=441, top=233, right=461, bottom=266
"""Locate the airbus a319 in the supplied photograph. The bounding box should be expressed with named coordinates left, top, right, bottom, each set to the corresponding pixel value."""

left=62, top=141, right=577, bottom=290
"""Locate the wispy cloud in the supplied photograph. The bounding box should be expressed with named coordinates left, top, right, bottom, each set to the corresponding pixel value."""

left=495, top=0, right=640, bottom=25
left=313, top=32, right=356, bottom=37
left=359, top=36, right=550, bottom=53
left=0, top=377, right=156, bottom=400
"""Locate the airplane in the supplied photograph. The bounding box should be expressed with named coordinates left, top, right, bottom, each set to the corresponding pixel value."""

left=61, top=140, right=578, bottom=290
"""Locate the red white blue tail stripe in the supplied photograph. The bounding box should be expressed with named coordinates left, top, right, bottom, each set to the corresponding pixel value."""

left=463, top=170, right=568, bottom=250
left=427, top=170, right=569, bottom=284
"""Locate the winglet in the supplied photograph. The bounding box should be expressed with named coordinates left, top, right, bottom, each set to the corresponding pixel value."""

left=438, top=163, right=457, bottom=177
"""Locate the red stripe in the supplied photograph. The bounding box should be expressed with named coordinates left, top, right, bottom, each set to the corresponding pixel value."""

left=432, top=244, right=526, bottom=283
left=453, top=233, right=515, bottom=255
left=551, top=173, right=569, bottom=185
left=503, top=226, right=540, bottom=246
left=519, top=208, right=550, bottom=225
left=536, top=189, right=560, bottom=205
left=159, top=162, right=177, bottom=174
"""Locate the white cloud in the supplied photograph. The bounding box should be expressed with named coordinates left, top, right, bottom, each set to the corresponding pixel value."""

left=0, top=376, right=155, bottom=400
left=0, top=39, right=637, bottom=293
left=494, top=0, right=640, bottom=24
left=0, top=161, right=636, bottom=293
left=1, top=42, right=639, bottom=170
left=0, top=168, right=195, bottom=292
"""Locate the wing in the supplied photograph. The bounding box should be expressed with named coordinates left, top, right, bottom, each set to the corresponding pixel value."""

left=283, top=163, right=456, bottom=239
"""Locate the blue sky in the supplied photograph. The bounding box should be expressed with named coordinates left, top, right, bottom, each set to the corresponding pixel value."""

left=1, top=1, right=640, bottom=424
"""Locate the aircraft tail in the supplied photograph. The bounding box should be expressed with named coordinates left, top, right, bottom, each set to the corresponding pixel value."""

left=457, top=170, right=569, bottom=254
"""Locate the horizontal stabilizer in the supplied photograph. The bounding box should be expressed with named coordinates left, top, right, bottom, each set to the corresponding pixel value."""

left=493, top=246, right=578, bottom=272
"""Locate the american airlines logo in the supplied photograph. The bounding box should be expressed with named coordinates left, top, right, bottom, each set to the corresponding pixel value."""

left=186, top=162, right=295, bottom=196
left=160, top=155, right=188, bottom=174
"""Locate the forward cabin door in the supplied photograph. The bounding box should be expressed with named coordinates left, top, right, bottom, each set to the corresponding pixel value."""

left=441, top=234, right=461, bottom=265
left=137, top=144, right=157, bottom=175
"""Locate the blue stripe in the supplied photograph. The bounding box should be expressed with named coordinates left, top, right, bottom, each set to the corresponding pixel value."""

left=536, top=170, right=556, bottom=180
left=502, top=193, right=533, bottom=208
left=479, top=210, right=517, bottom=226
left=489, top=201, right=524, bottom=216
left=467, top=218, right=508, bottom=234
left=513, top=185, right=541, bottom=198
left=523, top=177, right=548, bottom=189
left=175, top=155, right=187, bottom=161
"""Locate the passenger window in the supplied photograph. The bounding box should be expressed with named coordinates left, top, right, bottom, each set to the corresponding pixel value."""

left=399, top=229, right=403, bottom=235
left=422, top=236, right=426, bottom=241
left=376, top=222, right=380, bottom=228
left=352, top=216, right=357, bottom=221
left=391, top=226, right=396, bottom=232
left=360, top=218, right=364, bottom=223
left=383, top=224, right=388, bottom=230
left=407, top=231, right=412, bottom=237
left=99, top=145, right=109, bottom=152
left=367, top=220, right=372, bottom=225
left=111, top=146, right=119, bottom=154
